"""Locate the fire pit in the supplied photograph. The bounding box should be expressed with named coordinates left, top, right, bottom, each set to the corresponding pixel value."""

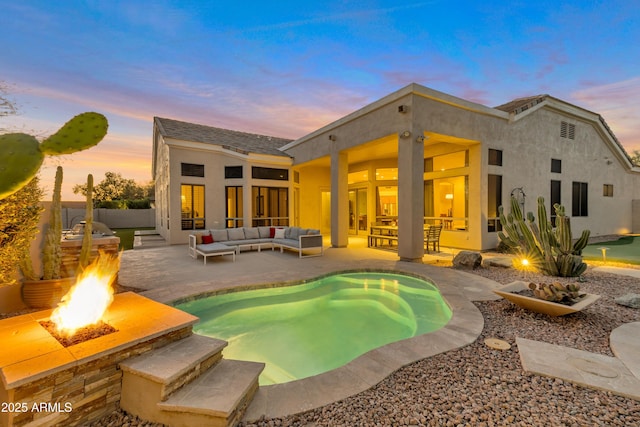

left=0, top=292, right=198, bottom=426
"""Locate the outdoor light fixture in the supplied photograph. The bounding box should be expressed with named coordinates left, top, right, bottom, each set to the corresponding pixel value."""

left=328, top=134, right=336, bottom=141
left=416, top=135, right=429, bottom=143
left=400, top=130, right=411, bottom=138
left=398, top=105, right=408, bottom=113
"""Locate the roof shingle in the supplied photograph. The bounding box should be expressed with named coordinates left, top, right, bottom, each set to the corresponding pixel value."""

left=155, top=117, right=292, bottom=157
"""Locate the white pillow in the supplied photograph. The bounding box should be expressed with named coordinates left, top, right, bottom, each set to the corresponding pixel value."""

left=274, top=228, right=286, bottom=239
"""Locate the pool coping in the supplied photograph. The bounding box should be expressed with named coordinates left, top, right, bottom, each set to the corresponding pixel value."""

left=165, top=267, right=487, bottom=421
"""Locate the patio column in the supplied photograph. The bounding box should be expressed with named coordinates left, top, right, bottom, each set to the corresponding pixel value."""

left=331, top=150, right=349, bottom=247
left=397, top=129, right=424, bottom=262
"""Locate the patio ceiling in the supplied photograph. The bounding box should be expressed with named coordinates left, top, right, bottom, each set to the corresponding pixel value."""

left=295, top=131, right=479, bottom=169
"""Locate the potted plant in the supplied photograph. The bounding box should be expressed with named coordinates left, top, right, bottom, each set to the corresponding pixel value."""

left=21, top=170, right=101, bottom=307
left=494, top=281, right=600, bottom=316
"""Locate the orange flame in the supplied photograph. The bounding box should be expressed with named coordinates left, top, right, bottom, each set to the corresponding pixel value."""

left=50, top=252, right=120, bottom=337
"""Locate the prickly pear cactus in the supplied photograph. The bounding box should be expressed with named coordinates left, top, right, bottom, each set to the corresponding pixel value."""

left=40, top=112, right=108, bottom=155
left=0, top=112, right=108, bottom=200
left=0, top=133, right=45, bottom=201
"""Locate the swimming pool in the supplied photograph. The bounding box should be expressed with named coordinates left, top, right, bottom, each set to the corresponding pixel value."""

left=176, top=271, right=452, bottom=385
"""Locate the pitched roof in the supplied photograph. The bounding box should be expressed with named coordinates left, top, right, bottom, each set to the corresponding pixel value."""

left=154, top=117, right=292, bottom=157
left=494, top=95, right=548, bottom=114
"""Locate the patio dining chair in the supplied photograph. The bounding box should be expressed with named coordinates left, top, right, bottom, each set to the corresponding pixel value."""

left=424, top=224, right=443, bottom=253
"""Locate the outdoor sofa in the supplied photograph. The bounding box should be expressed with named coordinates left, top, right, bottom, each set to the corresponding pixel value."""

left=189, top=226, right=324, bottom=263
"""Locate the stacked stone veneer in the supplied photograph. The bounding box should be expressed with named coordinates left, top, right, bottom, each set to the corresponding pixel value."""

left=0, top=293, right=198, bottom=427
left=59, top=236, right=120, bottom=278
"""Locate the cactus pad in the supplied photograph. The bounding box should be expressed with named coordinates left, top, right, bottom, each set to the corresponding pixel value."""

left=0, top=133, right=45, bottom=199
left=40, top=112, right=108, bottom=155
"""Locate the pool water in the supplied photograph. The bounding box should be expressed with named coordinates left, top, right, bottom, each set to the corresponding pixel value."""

left=176, top=272, right=452, bottom=385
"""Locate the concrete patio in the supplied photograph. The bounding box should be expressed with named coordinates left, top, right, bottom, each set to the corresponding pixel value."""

left=116, top=236, right=640, bottom=421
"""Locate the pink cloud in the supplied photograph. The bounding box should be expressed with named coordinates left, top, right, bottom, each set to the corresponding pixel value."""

left=572, top=77, right=640, bottom=153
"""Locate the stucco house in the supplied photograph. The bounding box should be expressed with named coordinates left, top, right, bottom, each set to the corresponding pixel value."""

left=153, top=83, right=640, bottom=261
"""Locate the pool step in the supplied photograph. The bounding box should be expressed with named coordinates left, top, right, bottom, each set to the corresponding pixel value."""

left=120, top=333, right=263, bottom=426
left=158, top=358, right=264, bottom=427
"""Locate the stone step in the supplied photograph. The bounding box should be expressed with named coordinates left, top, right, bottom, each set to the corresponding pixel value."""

left=120, top=333, right=229, bottom=424
left=120, top=333, right=227, bottom=400
left=158, top=358, right=265, bottom=427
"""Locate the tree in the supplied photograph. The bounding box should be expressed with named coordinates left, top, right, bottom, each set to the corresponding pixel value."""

left=630, top=149, right=640, bottom=166
left=73, top=172, right=154, bottom=208
left=1, top=81, right=19, bottom=134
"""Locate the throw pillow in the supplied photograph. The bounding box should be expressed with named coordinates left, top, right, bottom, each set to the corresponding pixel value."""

left=270, top=227, right=276, bottom=238
left=274, top=228, right=286, bottom=239
left=202, top=234, right=214, bottom=244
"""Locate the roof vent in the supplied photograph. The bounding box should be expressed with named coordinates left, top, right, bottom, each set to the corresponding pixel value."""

left=561, top=121, right=576, bottom=140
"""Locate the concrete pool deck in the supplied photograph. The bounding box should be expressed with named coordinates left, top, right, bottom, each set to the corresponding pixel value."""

left=118, top=237, right=640, bottom=420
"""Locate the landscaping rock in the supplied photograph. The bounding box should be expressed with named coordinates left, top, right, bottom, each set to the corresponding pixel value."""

left=453, top=251, right=482, bottom=269
left=483, top=257, right=513, bottom=268
left=614, top=293, right=640, bottom=308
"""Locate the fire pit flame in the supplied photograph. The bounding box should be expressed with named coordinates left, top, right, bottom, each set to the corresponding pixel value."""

left=50, top=252, right=120, bottom=337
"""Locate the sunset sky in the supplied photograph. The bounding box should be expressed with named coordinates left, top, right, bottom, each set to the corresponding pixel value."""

left=2, top=1, right=639, bottom=200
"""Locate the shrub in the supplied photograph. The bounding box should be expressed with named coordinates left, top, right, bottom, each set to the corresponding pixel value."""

left=0, top=177, right=43, bottom=285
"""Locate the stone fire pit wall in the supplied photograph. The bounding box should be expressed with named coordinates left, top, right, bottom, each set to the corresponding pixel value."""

left=0, top=293, right=198, bottom=427
left=59, top=236, right=120, bottom=278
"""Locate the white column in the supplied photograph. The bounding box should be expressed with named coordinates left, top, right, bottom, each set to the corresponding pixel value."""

left=331, top=151, right=349, bottom=247
left=397, top=130, right=425, bottom=261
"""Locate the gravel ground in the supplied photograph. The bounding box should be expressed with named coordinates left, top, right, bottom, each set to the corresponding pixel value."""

left=88, top=264, right=640, bottom=427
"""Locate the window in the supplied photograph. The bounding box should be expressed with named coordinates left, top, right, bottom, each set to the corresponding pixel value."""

left=488, top=149, right=503, bottom=166
left=603, top=184, right=614, bottom=197
left=424, top=175, right=468, bottom=230
left=348, top=170, right=368, bottom=184
left=572, top=182, right=588, bottom=217
left=488, top=175, right=502, bottom=231
left=551, top=159, right=562, bottom=173
left=181, top=184, right=205, bottom=230
left=252, top=166, right=288, bottom=181
left=550, top=180, right=561, bottom=226
left=561, top=121, right=576, bottom=140
left=225, top=166, right=243, bottom=179
left=225, top=186, right=243, bottom=227
left=252, top=186, right=288, bottom=226
left=425, top=150, right=468, bottom=173
left=181, top=163, right=204, bottom=177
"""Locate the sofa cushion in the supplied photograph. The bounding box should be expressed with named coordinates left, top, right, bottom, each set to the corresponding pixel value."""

left=258, top=226, right=271, bottom=238
left=211, top=229, right=229, bottom=242
left=244, top=227, right=260, bottom=239
left=202, top=234, right=214, bottom=244
left=274, top=228, right=286, bottom=239
left=194, top=232, right=207, bottom=244
left=298, top=228, right=309, bottom=236
left=307, top=229, right=320, bottom=235
left=227, top=227, right=246, bottom=241
left=196, top=242, right=236, bottom=254
left=273, top=238, right=300, bottom=248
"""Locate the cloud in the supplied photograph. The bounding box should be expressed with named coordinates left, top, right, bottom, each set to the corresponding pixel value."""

left=572, top=77, right=640, bottom=152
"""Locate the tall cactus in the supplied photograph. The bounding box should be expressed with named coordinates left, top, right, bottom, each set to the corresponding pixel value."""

left=41, top=166, right=64, bottom=280
left=0, top=112, right=108, bottom=200
left=498, top=196, right=590, bottom=277
left=79, top=174, right=94, bottom=269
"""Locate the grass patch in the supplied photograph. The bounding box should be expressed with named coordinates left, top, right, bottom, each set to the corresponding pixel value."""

left=112, top=227, right=155, bottom=251
left=582, top=235, right=640, bottom=265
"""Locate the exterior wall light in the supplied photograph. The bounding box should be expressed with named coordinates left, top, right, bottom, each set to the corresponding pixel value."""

left=398, top=105, right=409, bottom=113
left=399, top=131, right=411, bottom=138
left=328, top=134, right=337, bottom=141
